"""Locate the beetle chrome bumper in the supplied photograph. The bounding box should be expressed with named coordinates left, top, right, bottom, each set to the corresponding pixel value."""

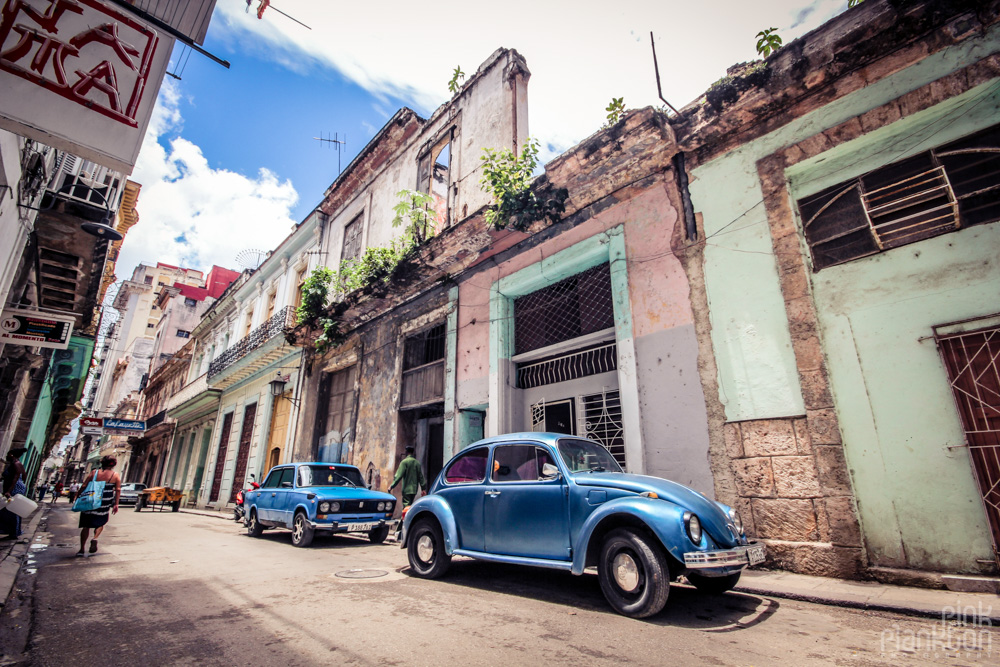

left=683, top=543, right=765, bottom=569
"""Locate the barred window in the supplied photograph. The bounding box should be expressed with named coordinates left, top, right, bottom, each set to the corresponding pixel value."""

left=401, top=323, right=446, bottom=408
left=514, top=264, right=614, bottom=355
left=798, top=123, right=1000, bottom=270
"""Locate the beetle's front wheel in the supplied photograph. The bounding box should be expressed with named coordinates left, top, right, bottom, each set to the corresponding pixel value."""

left=598, top=528, right=670, bottom=618
left=407, top=519, right=451, bottom=578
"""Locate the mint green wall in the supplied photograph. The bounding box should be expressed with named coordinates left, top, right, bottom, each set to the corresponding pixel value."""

left=688, top=26, right=1000, bottom=572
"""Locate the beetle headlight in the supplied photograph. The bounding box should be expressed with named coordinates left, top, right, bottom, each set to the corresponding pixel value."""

left=319, top=502, right=330, bottom=513
left=684, top=512, right=702, bottom=544
left=728, top=507, right=743, bottom=533
left=330, top=501, right=341, bottom=512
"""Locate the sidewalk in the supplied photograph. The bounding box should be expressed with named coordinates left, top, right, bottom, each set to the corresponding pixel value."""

left=5, top=504, right=999, bottom=624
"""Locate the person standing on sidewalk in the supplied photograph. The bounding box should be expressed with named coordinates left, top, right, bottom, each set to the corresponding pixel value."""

left=77, top=456, right=121, bottom=556
left=388, top=445, right=427, bottom=508
left=36, top=481, right=49, bottom=502
left=0, top=448, right=27, bottom=539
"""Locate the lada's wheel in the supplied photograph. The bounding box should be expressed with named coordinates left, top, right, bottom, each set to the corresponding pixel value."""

left=368, top=524, right=390, bottom=544
left=687, top=571, right=741, bottom=594
left=598, top=528, right=670, bottom=618
left=247, top=510, right=264, bottom=537
left=291, top=511, right=314, bottom=547
left=407, top=519, right=451, bottom=578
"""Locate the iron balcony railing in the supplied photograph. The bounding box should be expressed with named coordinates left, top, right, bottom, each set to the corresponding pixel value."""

left=208, top=306, right=295, bottom=379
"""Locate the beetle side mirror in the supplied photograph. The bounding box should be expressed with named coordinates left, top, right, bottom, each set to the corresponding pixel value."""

left=541, top=463, right=561, bottom=480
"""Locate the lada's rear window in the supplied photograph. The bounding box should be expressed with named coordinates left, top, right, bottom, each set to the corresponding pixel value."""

left=298, top=466, right=365, bottom=487
left=444, top=447, right=488, bottom=484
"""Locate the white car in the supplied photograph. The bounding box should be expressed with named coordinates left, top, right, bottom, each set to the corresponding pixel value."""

left=118, top=483, right=147, bottom=505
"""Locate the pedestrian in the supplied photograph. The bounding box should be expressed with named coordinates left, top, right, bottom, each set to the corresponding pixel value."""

left=51, top=480, right=63, bottom=503
left=0, top=448, right=28, bottom=539
left=77, top=455, right=121, bottom=557
left=68, top=481, right=80, bottom=503
left=36, top=481, right=49, bottom=502
left=388, top=445, right=426, bottom=508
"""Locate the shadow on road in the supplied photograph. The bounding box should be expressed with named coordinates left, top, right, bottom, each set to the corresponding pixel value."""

left=399, top=558, right=780, bottom=629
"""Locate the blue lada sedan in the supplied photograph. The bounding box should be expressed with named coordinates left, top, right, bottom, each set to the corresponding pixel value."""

left=246, top=462, right=397, bottom=547
left=401, top=433, right=764, bottom=618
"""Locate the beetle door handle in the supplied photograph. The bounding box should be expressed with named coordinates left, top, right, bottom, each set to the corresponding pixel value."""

left=485, top=490, right=501, bottom=497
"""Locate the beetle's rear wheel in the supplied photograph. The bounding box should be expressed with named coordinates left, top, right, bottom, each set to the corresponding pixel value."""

left=598, top=528, right=670, bottom=618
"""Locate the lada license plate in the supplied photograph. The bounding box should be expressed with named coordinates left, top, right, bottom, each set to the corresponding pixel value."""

left=746, top=544, right=766, bottom=566
left=349, top=522, right=377, bottom=532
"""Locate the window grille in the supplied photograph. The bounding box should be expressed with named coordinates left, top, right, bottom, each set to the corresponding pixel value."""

left=514, top=264, right=614, bottom=355
left=582, top=390, right=625, bottom=467
left=401, top=323, right=446, bottom=408
left=517, top=342, right=617, bottom=389
left=342, top=214, right=363, bottom=262
left=798, top=123, right=1000, bottom=270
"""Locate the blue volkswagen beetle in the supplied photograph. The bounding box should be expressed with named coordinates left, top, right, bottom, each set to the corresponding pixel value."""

left=246, top=462, right=397, bottom=547
left=401, top=433, right=764, bottom=618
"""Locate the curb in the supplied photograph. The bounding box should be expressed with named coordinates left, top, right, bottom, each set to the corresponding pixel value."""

left=0, top=505, right=47, bottom=609
left=178, top=508, right=236, bottom=522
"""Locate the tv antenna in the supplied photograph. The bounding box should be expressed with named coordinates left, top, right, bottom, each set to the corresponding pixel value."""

left=235, top=249, right=269, bottom=272
left=315, top=132, right=347, bottom=176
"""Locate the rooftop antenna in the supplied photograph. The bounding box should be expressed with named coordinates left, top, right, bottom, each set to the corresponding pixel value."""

left=314, top=132, right=347, bottom=176
left=650, top=32, right=679, bottom=116
left=235, top=249, right=268, bottom=272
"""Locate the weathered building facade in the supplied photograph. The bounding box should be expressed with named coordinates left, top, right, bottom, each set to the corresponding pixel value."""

left=671, top=0, right=1000, bottom=580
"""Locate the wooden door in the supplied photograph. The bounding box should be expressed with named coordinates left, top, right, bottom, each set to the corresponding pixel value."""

left=265, top=391, right=292, bottom=473
left=229, top=403, right=257, bottom=503
left=208, top=412, right=234, bottom=503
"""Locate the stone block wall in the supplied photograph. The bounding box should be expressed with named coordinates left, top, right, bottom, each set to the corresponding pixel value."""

left=726, top=417, right=864, bottom=578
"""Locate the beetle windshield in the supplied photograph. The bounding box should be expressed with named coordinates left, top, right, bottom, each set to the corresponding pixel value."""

left=557, top=439, right=623, bottom=473
left=298, top=466, right=365, bottom=487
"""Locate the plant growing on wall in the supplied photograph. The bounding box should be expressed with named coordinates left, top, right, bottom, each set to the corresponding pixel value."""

left=335, top=241, right=412, bottom=295
left=604, top=97, right=626, bottom=127
left=756, top=28, right=782, bottom=57
left=295, top=267, right=334, bottom=326
left=479, top=138, right=567, bottom=232
left=848, top=0, right=864, bottom=7
left=448, top=66, right=465, bottom=94
left=392, top=189, right=436, bottom=245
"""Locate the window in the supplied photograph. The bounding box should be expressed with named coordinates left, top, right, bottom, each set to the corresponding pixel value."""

left=277, top=467, right=294, bottom=488
left=342, top=214, right=363, bottom=262
left=417, top=131, right=454, bottom=228
left=444, top=447, right=488, bottom=484
left=266, top=291, right=276, bottom=320
left=490, top=445, right=555, bottom=482
left=143, top=276, right=153, bottom=285
left=146, top=322, right=155, bottom=328
left=514, top=263, right=614, bottom=355
left=294, top=266, right=308, bottom=309
left=798, top=123, right=1000, bottom=270
left=184, top=297, right=197, bottom=307
left=176, top=330, right=190, bottom=338
left=581, top=390, right=625, bottom=467
left=400, top=323, right=446, bottom=408
left=243, top=309, right=254, bottom=337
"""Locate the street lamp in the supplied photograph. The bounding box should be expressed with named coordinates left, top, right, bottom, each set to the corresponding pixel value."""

left=269, top=374, right=301, bottom=407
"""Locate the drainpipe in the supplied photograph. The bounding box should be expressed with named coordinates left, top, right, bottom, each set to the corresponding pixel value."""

left=672, top=152, right=697, bottom=241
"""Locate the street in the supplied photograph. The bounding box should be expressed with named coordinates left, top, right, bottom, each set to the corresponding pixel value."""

left=0, top=503, right=994, bottom=666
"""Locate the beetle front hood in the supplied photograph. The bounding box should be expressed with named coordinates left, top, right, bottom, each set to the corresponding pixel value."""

left=574, top=473, right=740, bottom=547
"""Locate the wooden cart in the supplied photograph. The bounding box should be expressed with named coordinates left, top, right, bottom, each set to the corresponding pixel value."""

left=134, top=486, right=184, bottom=512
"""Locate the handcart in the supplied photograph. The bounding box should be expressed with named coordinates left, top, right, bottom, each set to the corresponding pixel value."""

left=135, top=486, right=184, bottom=512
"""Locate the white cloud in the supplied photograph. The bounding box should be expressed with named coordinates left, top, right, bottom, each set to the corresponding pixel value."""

left=214, top=0, right=847, bottom=160
left=117, top=80, right=299, bottom=277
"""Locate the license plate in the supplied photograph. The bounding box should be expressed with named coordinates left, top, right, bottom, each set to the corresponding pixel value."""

left=746, top=544, right=766, bottom=566
left=348, top=522, right=378, bottom=532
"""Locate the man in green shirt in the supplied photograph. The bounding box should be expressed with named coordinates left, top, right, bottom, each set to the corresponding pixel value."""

left=389, top=445, right=427, bottom=507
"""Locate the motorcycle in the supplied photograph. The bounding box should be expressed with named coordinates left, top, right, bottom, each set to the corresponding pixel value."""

left=233, top=474, right=260, bottom=522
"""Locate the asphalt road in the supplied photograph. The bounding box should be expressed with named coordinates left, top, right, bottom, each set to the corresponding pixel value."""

left=0, top=503, right=995, bottom=666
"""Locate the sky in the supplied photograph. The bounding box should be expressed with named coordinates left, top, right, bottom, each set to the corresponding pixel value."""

left=115, top=0, right=850, bottom=280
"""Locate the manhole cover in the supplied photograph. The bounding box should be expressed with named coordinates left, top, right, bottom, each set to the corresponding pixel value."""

left=334, top=569, right=389, bottom=579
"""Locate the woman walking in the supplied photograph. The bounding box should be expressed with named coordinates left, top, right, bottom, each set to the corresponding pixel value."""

left=77, top=455, right=121, bottom=556
left=1, top=448, right=27, bottom=539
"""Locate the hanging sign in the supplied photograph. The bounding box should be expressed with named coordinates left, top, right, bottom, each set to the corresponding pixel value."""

left=0, top=307, right=73, bottom=349
left=0, top=0, right=175, bottom=173
left=103, top=418, right=145, bottom=434
left=79, top=416, right=103, bottom=435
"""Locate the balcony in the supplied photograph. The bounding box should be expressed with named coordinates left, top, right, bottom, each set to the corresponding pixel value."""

left=208, top=306, right=296, bottom=390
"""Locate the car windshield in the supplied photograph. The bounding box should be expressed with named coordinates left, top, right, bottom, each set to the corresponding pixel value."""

left=557, top=438, right=623, bottom=474
left=298, top=465, right=365, bottom=488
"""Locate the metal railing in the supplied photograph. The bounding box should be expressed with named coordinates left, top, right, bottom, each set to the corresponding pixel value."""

left=208, top=306, right=294, bottom=378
